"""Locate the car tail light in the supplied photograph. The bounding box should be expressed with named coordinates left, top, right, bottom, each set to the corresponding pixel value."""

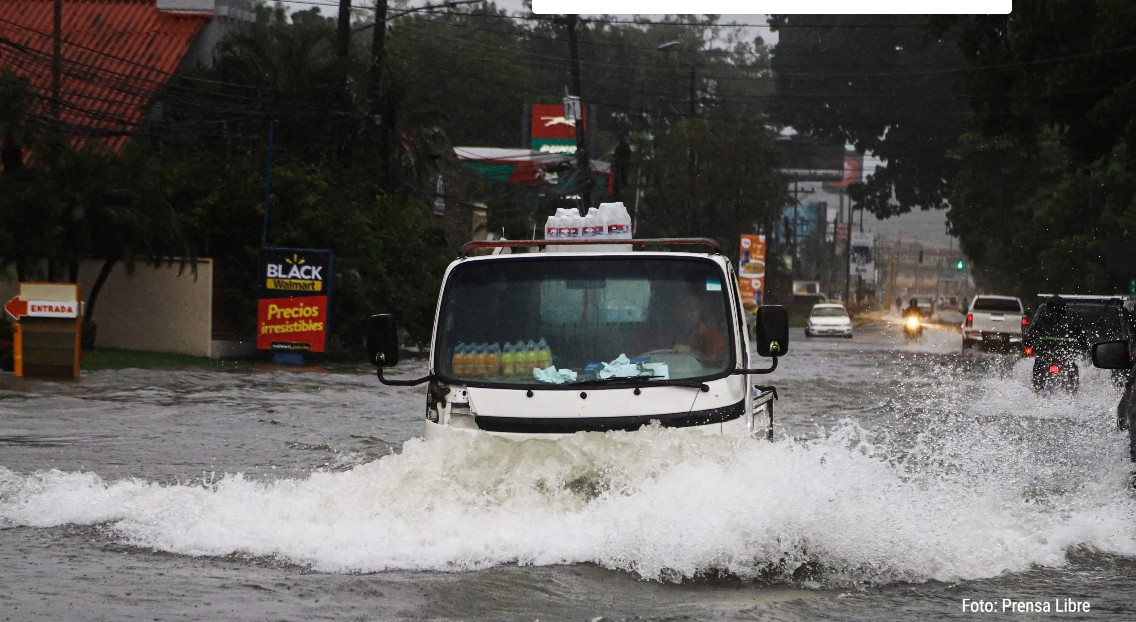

left=1024, top=346, right=1033, bottom=356
left=1048, top=364, right=1061, bottom=374
left=1021, top=316, right=1029, bottom=327
left=965, top=313, right=973, bottom=327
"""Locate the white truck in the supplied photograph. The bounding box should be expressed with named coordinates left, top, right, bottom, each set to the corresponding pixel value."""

left=366, top=238, right=789, bottom=440
left=961, top=294, right=1027, bottom=352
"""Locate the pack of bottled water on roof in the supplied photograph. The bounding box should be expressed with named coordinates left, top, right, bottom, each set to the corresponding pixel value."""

left=543, top=202, right=632, bottom=252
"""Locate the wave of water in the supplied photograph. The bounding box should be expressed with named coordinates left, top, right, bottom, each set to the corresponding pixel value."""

left=3, top=356, right=1136, bottom=587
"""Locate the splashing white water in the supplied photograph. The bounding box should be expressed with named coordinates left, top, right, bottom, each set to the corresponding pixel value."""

left=4, top=365, right=1136, bottom=589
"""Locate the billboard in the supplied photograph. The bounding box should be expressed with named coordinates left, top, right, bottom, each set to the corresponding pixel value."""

left=529, top=103, right=587, bottom=154
left=774, top=136, right=845, bottom=181
left=738, top=234, right=767, bottom=310
left=257, top=247, right=333, bottom=353
left=824, top=152, right=864, bottom=190
left=849, top=232, right=875, bottom=284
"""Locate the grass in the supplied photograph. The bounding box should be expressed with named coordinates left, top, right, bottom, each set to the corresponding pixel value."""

left=81, top=348, right=253, bottom=371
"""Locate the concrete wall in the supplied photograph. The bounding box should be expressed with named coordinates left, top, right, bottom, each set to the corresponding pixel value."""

left=81, top=260, right=213, bottom=356
left=1, top=259, right=251, bottom=358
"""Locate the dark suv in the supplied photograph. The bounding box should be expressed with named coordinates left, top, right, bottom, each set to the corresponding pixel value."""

left=1090, top=303, right=1136, bottom=459
left=1023, top=295, right=1129, bottom=393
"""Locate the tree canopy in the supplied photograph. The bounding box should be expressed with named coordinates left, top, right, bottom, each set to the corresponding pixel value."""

left=7, top=3, right=1136, bottom=347
left=771, top=6, right=1136, bottom=295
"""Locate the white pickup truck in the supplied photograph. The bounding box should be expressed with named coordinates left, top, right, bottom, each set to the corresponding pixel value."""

left=961, top=294, right=1027, bottom=352
left=366, top=237, right=789, bottom=440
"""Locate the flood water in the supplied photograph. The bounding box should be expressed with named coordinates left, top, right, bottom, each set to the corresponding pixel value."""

left=3, top=318, right=1136, bottom=621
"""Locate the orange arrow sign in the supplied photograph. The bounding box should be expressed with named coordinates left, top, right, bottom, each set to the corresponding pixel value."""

left=4, top=296, right=27, bottom=320
left=4, top=297, right=79, bottom=320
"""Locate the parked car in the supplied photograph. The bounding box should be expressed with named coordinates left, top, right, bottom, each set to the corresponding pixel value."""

left=962, top=294, right=1027, bottom=352
left=805, top=303, right=853, bottom=339
left=1024, top=294, right=1128, bottom=393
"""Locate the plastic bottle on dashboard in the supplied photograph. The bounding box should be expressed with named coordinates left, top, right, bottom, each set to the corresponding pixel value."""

left=502, top=342, right=516, bottom=376
left=461, top=344, right=476, bottom=377
left=537, top=338, right=552, bottom=369
left=488, top=343, right=502, bottom=376
left=452, top=343, right=467, bottom=377
left=466, top=344, right=480, bottom=376
left=514, top=341, right=527, bottom=374
left=524, top=339, right=539, bottom=373
left=478, top=344, right=492, bottom=377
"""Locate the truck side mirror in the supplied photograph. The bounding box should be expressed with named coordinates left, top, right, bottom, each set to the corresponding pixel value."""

left=1091, top=340, right=1130, bottom=370
left=754, top=305, right=789, bottom=357
left=366, top=314, right=400, bottom=367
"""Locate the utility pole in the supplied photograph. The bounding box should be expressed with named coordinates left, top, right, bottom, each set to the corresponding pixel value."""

left=51, top=0, right=61, bottom=127
left=844, top=202, right=853, bottom=305
left=336, top=0, right=351, bottom=59
left=565, top=16, right=592, bottom=206
left=688, top=64, right=696, bottom=117
left=370, top=0, right=390, bottom=184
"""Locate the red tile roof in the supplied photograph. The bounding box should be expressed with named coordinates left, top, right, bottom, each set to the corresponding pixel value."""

left=0, top=0, right=211, bottom=154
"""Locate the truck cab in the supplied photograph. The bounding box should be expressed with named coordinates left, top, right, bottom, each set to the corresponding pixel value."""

left=367, top=238, right=788, bottom=440
left=962, top=294, right=1027, bottom=352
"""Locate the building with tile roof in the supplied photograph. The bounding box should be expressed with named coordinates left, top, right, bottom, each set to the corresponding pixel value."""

left=0, top=0, right=254, bottom=163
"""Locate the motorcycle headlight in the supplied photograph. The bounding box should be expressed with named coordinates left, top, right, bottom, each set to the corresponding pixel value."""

left=905, top=316, right=920, bottom=329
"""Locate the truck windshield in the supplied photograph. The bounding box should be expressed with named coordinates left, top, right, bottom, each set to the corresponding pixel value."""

left=435, top=256, right=735, bottom=385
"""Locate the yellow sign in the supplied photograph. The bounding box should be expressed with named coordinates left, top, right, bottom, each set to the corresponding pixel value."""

left=265, top=278, right=323, bottom=292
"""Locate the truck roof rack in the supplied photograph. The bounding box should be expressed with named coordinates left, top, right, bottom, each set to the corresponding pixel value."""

left=1036, top=293, right=1127, bottom=304
left=459, top=237, right=721, bottom=257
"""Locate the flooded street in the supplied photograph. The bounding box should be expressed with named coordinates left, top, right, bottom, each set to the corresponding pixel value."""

left=4, top=319, right=1136, bottom=621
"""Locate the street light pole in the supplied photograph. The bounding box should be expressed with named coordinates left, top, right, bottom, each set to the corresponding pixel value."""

left=565, top=16, right=592, bottom=206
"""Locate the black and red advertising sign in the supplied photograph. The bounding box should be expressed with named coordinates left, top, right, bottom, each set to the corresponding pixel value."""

left=257, top=247, right=333, bottom=353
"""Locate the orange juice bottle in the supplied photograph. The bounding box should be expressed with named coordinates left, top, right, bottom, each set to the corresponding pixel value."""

left=502, top=342, right=516, bottom=376
left=537, top=338, right=552, bottom=369
left=473, top=344, right=487, bottom=376
left=489, top=343, right=502, bottom=376
left=452, top=343, right=466, bottom=377
left=524, top=339, right=539, bottom=372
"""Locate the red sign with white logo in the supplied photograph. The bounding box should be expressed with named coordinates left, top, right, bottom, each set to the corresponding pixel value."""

left=256, top=296, right=328, bottom=352
left=531, top=103, right=585, bottom=141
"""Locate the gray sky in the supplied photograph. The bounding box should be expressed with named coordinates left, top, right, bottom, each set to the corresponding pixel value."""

left=283, top=1, right=775, bottom=43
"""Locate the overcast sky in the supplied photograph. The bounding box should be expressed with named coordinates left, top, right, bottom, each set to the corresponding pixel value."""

left=282, top=1, right=776, bottom=43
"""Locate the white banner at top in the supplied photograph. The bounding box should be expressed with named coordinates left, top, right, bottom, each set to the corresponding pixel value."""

left=532, top=1, right=1011, bottom=14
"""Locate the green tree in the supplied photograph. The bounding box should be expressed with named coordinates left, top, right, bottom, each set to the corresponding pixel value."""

left=944, top=2, right=1136, bottom=292
left=768, top=15, right=972, bottom=218
left=636, top=115, right=789, bottom=257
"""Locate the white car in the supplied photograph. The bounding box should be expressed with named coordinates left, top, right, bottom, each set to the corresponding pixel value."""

left=805, top=303, right=853, bottom=338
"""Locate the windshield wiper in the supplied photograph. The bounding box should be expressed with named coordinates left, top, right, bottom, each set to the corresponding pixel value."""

left=569, top=376, right=710, bottom=390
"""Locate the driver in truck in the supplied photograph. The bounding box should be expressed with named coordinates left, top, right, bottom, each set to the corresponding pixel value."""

left=630, top=285, right=727, bottom=365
